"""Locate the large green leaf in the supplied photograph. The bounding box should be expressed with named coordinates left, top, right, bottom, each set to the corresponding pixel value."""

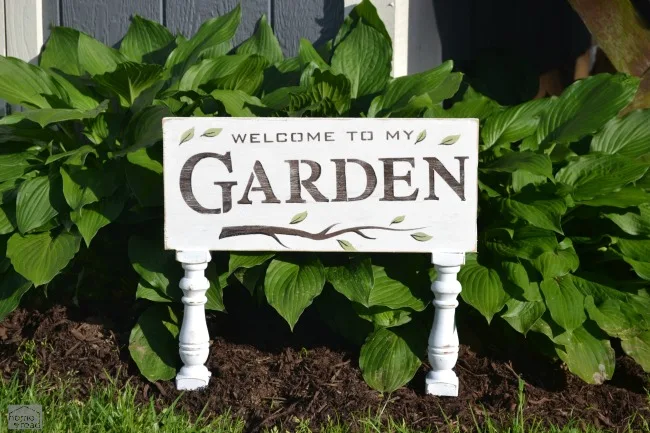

left=555, top=154, right=649, bottom=201
left=0, top=57, right=62, bottom=108
left=236, top=15, right=283, bottom=65
left=359, top=327, right=421, bottom=393
left=120, top=15, right=175, bottom=63
left=327, top=257, right=428, bottom=311
left=501, top=298, right=546, bottom=335
left=71, top=193, right=125, bottom=247
left=16, top=175, right=64, bottom=234
left=129, top=305, right=180, bottom=381
left=369, top=61, right=457, bottom=116
left=125, top=147, right=163, bottom=207
left=201, top=55, right=268, bottom=95
left=293, top=69, right=352, bottom=116
left=205, top=264, right=225, bottom=312
left=497, top=260, right=542, bottom=301
left=135, top=280, right=173, bottom=303
left=40, top=27, right=125, bottom=76
left=0, top=100, right=108, bottom=128
left=0, top=268, right=32, bottom=321
left=0, top=204, right=16, bottom=235
left=210, top=89, right=266, bottom=117
left=616, top=238, right=650, bottom=261
left=591, top=110, right=650, bottom=159
left=232, top=265, right=266, bottom=296
left=7, top=230, right=81, bottom=286
left=228, top=252, right=275, bottom=274
left=484, top=151, right=552, bottom=179
left=0, top=153, right=37, bottom=183
left=604, top=204, right=650, bottom=236
left=331, top=21, right=391, bottom=98
left=614, top=238, right=650, bottom=280
left=535, top=74, right=639, bottom=146
left=128, top=235, right=181, bottom=296
left=94, top=62, right=165, bottom=107
left=555, top=325, right=615, bottom=384
left=49, top=71, right=100, bottom=110
left=501, top=195, right=566, bottom=234
left=621, top=331, right=650, bottom=372
left=122, top=105, right=171, bottom=153
left=340, top=0, right=391, bottom=42
left=484, top=226, right=558, bottom=260
left=354, top=304, right=413, bottom=328
left=570, top=273, right=650, bottom=313
left=459, top=257, right=509, bottom=322
left=179, top=56, right=247, bottom=91
left=298, top=39, right=328, bottom=69
left=482, top=99, right=554, bottom=149
left=530, top=240, right=579, bottom=279
left=444, top=87, right=502, bottom=120
left=584, top=296, right=646, bottom=340
left=578, top=187, right=650, bottom=208
left=539, top=277, right=585, bottom=332
left=60, top=165, right=119, bottom=211
left=263, top=254, right=326, bottom=330
left=166, top=5, right=241, bottom=81
left=326, top=257, right=374, bottom=306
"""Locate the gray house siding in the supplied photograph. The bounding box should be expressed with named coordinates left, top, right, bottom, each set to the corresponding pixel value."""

left=42, top=0, right=344, bottom=56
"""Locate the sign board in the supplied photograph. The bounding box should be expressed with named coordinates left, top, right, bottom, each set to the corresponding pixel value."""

left=163, top=118, right=478, bottom=253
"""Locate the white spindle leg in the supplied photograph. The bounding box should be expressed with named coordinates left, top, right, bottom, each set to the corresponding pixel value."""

left=426, top=252, right=464, bottom=396
left=175, top=250, right=212, bottom=391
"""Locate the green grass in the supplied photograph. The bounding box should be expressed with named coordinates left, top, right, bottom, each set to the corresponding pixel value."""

left=0, top=374, right=648, bottom=433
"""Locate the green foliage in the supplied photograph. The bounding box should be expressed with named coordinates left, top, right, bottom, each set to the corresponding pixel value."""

left=1, top=0, right=650, bottom=393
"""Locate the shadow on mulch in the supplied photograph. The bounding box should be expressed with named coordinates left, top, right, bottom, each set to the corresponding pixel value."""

left=1, top=286, right=648, bottom=433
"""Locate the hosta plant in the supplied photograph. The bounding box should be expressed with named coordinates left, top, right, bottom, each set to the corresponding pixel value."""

left=0, top=0, right=649, bottom=392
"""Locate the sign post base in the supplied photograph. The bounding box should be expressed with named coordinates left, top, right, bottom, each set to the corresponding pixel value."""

left=426, top=252, right=464, bottom=397
left=175, top=251, right=212, bottom=391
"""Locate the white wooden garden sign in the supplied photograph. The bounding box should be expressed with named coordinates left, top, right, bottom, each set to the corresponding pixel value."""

left=163, top=117, right=478, bottom=396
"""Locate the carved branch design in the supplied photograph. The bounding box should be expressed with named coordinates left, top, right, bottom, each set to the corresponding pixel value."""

left=219, top=223, right=424, bottom=248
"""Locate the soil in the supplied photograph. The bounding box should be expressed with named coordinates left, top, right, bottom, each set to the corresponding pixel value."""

left=1, top=286, right=648, bottom=433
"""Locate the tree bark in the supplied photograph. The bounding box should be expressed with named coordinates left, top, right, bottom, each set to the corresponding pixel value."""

left=568, top=0, right=650, bottom=111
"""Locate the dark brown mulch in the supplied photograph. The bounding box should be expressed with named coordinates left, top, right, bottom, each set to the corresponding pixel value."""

left=1, top=291, right=648, bottom=432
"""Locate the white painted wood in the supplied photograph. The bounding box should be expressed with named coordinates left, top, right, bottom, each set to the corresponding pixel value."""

left=5, top=0, right=44, bottom=113
left=0, top=0, right=6, bottom=116
left=0, top=0, right=5, bottom=59
left=163, top=117, right=478, bottom=254
left=403, top=0, right=441, bottom=75
left=5, top=0, right=44, bottom=64
left=392, top=0, right=409, bottom=77
left=176, top=250, right=212, bottom=391
left=426, top=252, right=464, bottom=396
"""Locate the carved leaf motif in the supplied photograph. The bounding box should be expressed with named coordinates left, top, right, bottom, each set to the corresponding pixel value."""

left=414, top=129, right=427, bottom=144
left=391, top=216, right=405, bottom=225
left=439, top=134, right=460, bottom=145
left=179, top=128, right=194, bottom=145
left=337, top=239, right=356, bottom=251
left=290, top=211, right=308, bottom=224
left=201, top=128, right=223, bottom=137
left=411, top=232, right=432, bottom=242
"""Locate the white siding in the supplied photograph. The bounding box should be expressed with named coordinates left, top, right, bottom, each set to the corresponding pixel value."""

left=5, top=0, right=44, bottom=63
left=4, top=0, right=44, bottom=113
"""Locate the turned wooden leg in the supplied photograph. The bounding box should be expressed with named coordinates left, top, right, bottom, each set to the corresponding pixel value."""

left=175, top=250, right=212, bottom=391
left=426, top=252, right=464, bottom=397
